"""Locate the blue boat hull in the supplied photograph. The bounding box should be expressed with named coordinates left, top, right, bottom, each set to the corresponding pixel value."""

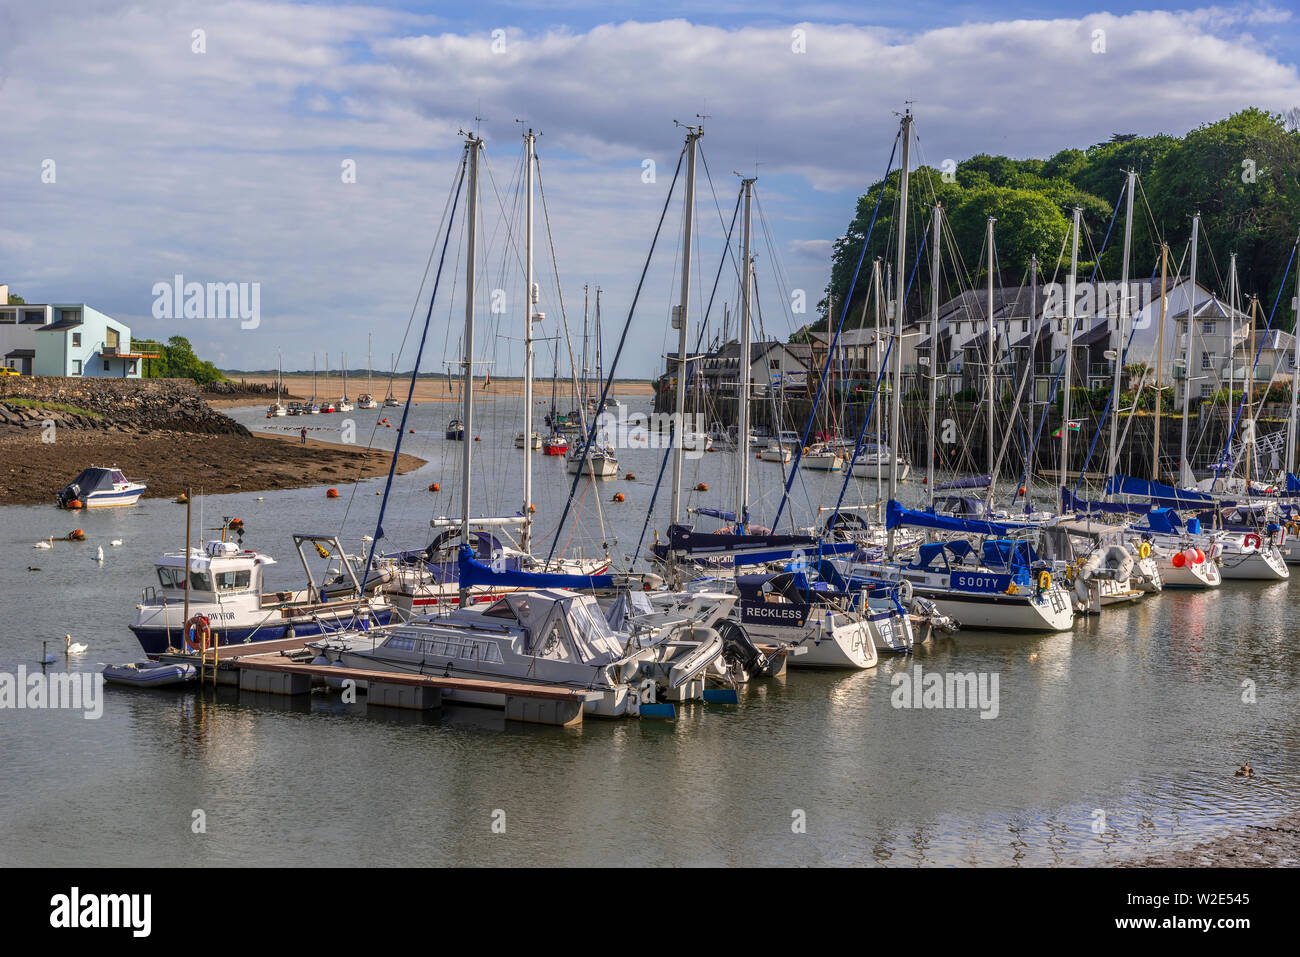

left=129, top=608, right=393, bottom=656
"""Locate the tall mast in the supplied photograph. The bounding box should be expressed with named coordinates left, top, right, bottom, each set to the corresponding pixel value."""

left=670, top=123, right=701, bottom=527
left=1060, top=207, right=1081, bottom=501
left=581, top=284, right=589, bottom=408
left=872, top=259, right=885, bottom=511
left=1288, top=232, right=1300, bottom=476
left=1152, top=243, right=1168, bottom=479
left=887, top=109, right=910, bottom=557
left=1028, top=254, right=1038, bottom=485
left=367, top=333, right=372, bottom=396
left=927, top=205, right=941, bottom=507
left=1179, top=213, right=1200, bottom=487
left=522, top=128, right=536, bottom=550
left=1245, top=295, right=1257, bottom=490
left=1228, top=252, right=1237, bottom=442
left=736, top=176, right=756, bottom=531
left=985, top=215, right=996, bottom=482
left=1109, top=169, right=1136, bottom=491
left=460, top=134, right=482, bottom=571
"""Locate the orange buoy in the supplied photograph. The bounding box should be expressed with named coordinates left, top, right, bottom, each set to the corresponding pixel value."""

left=474, top=436, right=481, bottom=442
left=1171, top=551, right=1186, bottom=568
left=756, top=453, right=762, bottom=459
left=68, top=499, right=83, bottom=509
left=409, top=429, right=416, bottom=434
left=1193, top=548, right=1205, bottom=564
left=625, top=473, right=636, bottom=481
left=326, top=488, right=339, bottom=498
left=69, top=529, right=85, bottom=541
left=613, top=493, right=625, bottom=503
left=1018, top=486, right=1027, bottom=496
left=695, top=482, right=708, bottom=492
left=528, top=503, right=536, bottom=513
left=430, top=482, right=441, bottom=492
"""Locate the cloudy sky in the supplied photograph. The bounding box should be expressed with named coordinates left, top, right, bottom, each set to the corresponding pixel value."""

left=2, top=1, right=1299, bottom=379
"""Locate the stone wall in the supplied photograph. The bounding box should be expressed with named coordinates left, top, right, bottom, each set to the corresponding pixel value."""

left=0, top=376, right=250, bottom=436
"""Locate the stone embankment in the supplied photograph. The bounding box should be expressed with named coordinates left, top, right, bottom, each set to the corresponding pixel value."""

left=0, top=376, right=248, bottom=437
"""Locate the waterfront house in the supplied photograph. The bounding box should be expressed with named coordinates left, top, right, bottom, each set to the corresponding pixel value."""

left=1, top=285, right=146, bottom=378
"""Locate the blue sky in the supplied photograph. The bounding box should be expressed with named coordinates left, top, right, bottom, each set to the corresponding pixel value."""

left=2, top=1, right=1298, bottom=378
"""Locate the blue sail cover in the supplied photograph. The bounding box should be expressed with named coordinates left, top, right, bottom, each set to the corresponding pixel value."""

left=1135, top=507, right=1184, bottom=535
left=1289, top=473, right=1300, bottom=494
left=885, top=500, right=1035, bottom=536
left=1105, top=475, right=1213, bottom=506
left=456, top=546, right=616, bottom=590
left=1061, top=487, right=1152, bottom=516
left=935, top=474, right=992, bottom=491
left=695, top=506, right=737, bottom=522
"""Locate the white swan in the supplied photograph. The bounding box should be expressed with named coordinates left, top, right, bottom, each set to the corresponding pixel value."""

left=96, top=545, right=105, bottom=563
left=65, top=634, right=88, bottom=655
left=33, top=537, right=53, bottom=549
left=110, top=539, right=123, bottom=546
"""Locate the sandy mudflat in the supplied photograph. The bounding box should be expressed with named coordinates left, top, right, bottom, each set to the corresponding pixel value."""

left=0, top=430, right=425, bottom=506
left=1117, top=810, right=1300, bottom=867
left=208, top=374, right=655, bottom=406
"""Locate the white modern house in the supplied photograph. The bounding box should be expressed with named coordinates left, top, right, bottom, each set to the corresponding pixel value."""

left=0, top=283, right=145, bottom=377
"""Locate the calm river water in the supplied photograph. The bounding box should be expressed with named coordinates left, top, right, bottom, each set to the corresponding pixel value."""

left=1, top=396, right=1295, bottom=866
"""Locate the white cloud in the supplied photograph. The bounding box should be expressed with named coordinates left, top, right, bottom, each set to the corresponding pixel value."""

left=1, top=3, right=1297, bottom=376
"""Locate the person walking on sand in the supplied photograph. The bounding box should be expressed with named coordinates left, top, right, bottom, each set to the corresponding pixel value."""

left=300, top=426, right=308, bottom=446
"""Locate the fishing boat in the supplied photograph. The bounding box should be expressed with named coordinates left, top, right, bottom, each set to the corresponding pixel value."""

left=102, top=661, right=197, bottom=688
left=56, top=467, right=146, bottom=508
left=543, top=434, right=569, bottom=455
left=128, top=532, right=394, bottom=656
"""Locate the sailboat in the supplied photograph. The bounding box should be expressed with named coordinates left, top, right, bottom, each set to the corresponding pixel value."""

left=267, top=349, right=287, bottom=417
left=308, top=354, right=320, bottom=413
left=383, top=353, right=402, bottom=407
left=320, top=354, right=336, bottom=413
left=357, top=335, right=378, bottom=409
left=336, top=353, right=354, bottom=413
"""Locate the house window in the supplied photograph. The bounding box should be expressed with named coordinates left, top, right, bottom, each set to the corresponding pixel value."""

left=71, top=360, right=82, bottom=376
left=0, top=310, right=13, bottom=323
left=769, top=359, right=779, bottom=369
left=1201, top=383, right=1214, bottom=398
left=1203, top=321, right=1215, bottom=335
left=72, top=333, right=81, bottom=347
left=104, top=360, right=111, bottom=371
left=1021, top=320, right=1029, bottom=332
left=21, top=310, right=44, bottom=324
left=1201, top=352, right=1213, bottom=370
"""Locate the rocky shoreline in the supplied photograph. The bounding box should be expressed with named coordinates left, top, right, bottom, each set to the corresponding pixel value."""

left=0, top=377, right=424, bottom=505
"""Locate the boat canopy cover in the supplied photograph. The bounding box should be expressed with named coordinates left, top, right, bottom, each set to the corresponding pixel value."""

left=1139, top=507, right=1184, bottom=534
left=909, top=540, right=976, bottom=570
left=668, top=523, right=818, bottom=555
left=981, top=539, right=1038, bottom=572
left=457, top=546, right=616, bottom=590
left=61, top=468, right=121, bottom=495
left=935, top=474, right=992, bottom=491
left=695, top=506, right=737, bottom=522
left=1288, top=473, right=1300, bottom=494
left=1105, top=475, right=1213, bottom=506
left=1060, top=487, right=1150, bottom=516
left=886, top=500, right=1032, bottom=536
left=482, top=589, right=626, bottom=661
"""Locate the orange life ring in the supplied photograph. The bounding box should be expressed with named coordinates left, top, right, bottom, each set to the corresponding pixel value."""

left=1243, top=532, right=1262, bottom=550
left=184, top=614, right=211, bottom=652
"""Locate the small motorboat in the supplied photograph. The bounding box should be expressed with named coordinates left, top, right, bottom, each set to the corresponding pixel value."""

left=514, top=431, right=542, bottom=449
left=56, top=466, right=146, bottom=508
left=543, top=434, right=569, bottom=456
left=356, top=393, right=377, bottom=410
left=446, top=418, right=466, bottom=440
left=103, top=661, right=197, bottom=688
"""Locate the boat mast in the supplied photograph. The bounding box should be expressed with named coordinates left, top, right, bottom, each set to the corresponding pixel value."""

left=367, top=333, right=373, bottom=396
left=735, top=176, right=755, bottom=532
left=1108, top=169, right=1136, bottom=493
left=1060, top=207, right=1082, bottom=501
left=1152, top=243, right=1168, bottom=480
left=1228, top=253, right=1237, bottom=445
left=581, top=284, right=589, bottom=410
left=1245, top=294, right=1258, bottom=490
left=985, top=215, right=996, bottom=484
left=670, top=123, right=701, bottom=527
left=887, top=109, right=910, bottom=558
left=312, top=353, right=317, bottom=403
left=522, top=127, right=536, bottom=550
left=1288, top=232, right=1300, bottom=476
left=927, top=203, right=941, bottom=508
left=872, top=259, right=884, bottom=510
left=1179, top=213, right=1200, bottom=487
left=460, top=134, right=482, bottom=582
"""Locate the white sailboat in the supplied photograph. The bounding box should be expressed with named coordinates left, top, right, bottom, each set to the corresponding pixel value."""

left=336, top=353, right=354, bottom=413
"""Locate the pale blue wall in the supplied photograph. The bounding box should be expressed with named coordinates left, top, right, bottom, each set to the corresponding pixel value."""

left=34, top=304, right=138, bottom=377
